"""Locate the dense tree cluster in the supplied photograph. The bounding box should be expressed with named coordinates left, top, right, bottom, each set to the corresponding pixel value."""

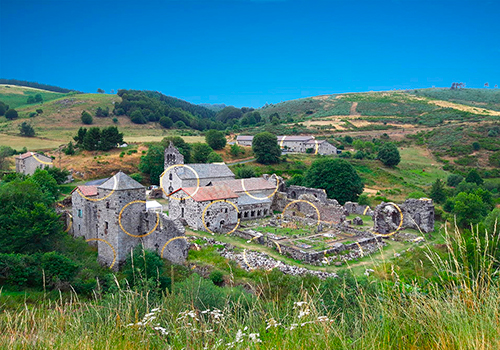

left=5, top=108, right=18, bottom=120
left=27, top=94, right=43, bottom=104
left=0, top=101, right=8, bottom=116
left=205, top=130, right=227, bottom=150
left=377, top=142, right=401, bottom=167
left=73, top=126, right=123, bottom=151
left=112, top=89, right=265, bottom=131
left=19, top=122, right=35, bottom=137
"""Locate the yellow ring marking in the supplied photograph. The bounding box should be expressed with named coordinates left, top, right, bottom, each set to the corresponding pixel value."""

left=76, top=175, right=117, bottom=202
left=161, top=236, right=188, bottom=258
left=372, top=202, right=404, bottom=237
left=355, top=242, right=365, bottom=257
left=202, top=200, right=240, bottom=235
left=118, top=200, right=160, bottom=238
left=242, top=249, right=254, bottom=271
left=282, top=199, right=321, bottom=226
left=363, top=206, right=370, bottom=215
left=314, top=140, right=319, bottom=155
left=272, top=240, right=282, bottom=254
left=241, top=176, right=280, bottom=201
left=279, top=136, right=286, bottom=149
left=32, top=153, right=53, bottom=165
left=160, top=164, right=200, bottom=200
left=86, top=238, right=116, bottom=269
left=64, top=212, right=73, bottom=233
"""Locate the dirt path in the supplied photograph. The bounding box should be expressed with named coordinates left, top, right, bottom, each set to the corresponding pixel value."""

left=350, top=102, right=360, bottom=116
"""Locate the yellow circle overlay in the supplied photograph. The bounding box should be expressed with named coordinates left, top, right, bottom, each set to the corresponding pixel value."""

left=355, top=242, right=365, bottom=257
left=372, top=202, right=404, bottom=237
left=118, top=200, right=160, bottom=238
left=279, top=136, right=286, bottom=149
left=313, top=140, right=319, bottom=155
left=363, top=206, right=371, bottom=215
left=202, top=200, right=240, bottom=235
left=32, top=153, right=53, bottom=166
left=241, top=176, right=280, bottom=201
left=64, top=212, right=73, bottom=233
left=272, top=240, right=282, bottom=254
left=282, top=199, right=321, bottom=226
left=160, top=164, right=200, bottom=200
left=76, top=175, right=117, bottom=202
left=160, top=236, right=188, bottom=258
left=86, top=238, right=117, bottom=269
left=242, top=249, right=254, bottom=271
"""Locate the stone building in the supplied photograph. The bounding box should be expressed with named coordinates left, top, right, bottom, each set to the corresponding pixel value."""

left=70, top=171, right=188, bottom=270
left=162, top=145, right=235, bottom=195
left=236, top=135, right=253, bottom=147
left=169, top=185, right=239, bottom=232
left=373, top=199, right=435, bottom=234
left=236, top=135, right=337, bottom=155
left=15, top=151, right=53, bottom=175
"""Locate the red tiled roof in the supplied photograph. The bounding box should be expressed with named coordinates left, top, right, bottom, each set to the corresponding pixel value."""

left=72, top=185, right=98, bottom=197
left=211, top=178, right=276, bottom=193
left=16, top=151, right=34, bottom=159
left=172, top=185, right=238, bottom=202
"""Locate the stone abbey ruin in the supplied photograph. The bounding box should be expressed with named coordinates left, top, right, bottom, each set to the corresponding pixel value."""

left=62, top=144, right=435, bottom=271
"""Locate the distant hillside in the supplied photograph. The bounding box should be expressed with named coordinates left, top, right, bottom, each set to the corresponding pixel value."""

left=199, top=103, right=227, bottom=112
left=0, top=79, right=79, bottom=93
left=410, top=88, right=500, bottom=112
left=0, top=84, right=70, bottom=109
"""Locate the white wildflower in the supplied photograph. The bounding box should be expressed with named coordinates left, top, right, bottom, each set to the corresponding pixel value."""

left=289, top=323, right=298, bottom=331
left=317, top=316, right=329, bottom=322
left=266, top=318, right=281, bottom=329
left=235, top=329, right=245, bottom=343
left=153, top=326, right=169, bottom=336
left=248, top=333, right=262, bottom=343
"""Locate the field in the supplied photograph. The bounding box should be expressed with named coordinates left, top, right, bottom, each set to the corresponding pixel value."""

left=0, top=84, right=69, bottom=109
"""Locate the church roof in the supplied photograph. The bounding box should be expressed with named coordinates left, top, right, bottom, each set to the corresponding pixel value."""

left=175, top=163, right=235, bottom=180
left=211, top=177, right=276, bottom=193
left=98, top=171, right=144, bottom=191
left=173, top=185, right=238, bottom=202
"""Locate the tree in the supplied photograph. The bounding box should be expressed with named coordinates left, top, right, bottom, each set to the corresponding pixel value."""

left=430, top=179, right=446, bottom=204
left=97, top=88, right=105, bottom=93
left=230, top=144, right=243, bottom=157
left=252, top=132, right=281, bottom=164
left=5, top=109, right=18, bottom=120
left=236, top=166, right=256, bottom=179
left=159, top=116, right=173, bottom=129
left=447, top=174, right=464, bottom=187
left=465, top=169, right=483, bottom=185
left=19, top=122, right=35, bottom=137
left=207, top=152, right=223, bottom=163
left=82, top=127, right=101, bottom=151
left=304, top=158, right=364, bottom=204
left=377, top=142, right=400, bottom=167
left=99, top=126, right=123, bottom=151
left=192, top=143, right=214, bottom=163
left=31, top=169, right=59, bottom=199
left=0, top=179, right=62, bottom=254
left=130, top=110, right=147, bottom=124
left=452, top=192, right=489, bottom=228
left=34, top=94, right=43, bottom=103
left=160, top=136, right=192, bottom=163
left=0, top=101, right=8, bottom=116
left=81, top=111, right=93, bottom=125
left=138, top=145, right=164, bottom=185
left=0, top=146, right=16, bottom=170
left=64, top=141, right=75, bottom=155
left=174, top=120, right=187, bottom=129
left=74, top=127, right=87, bottom=146
left=205, top=130, right=227, bottom=150
left=95, top=106, right=109, bottom=117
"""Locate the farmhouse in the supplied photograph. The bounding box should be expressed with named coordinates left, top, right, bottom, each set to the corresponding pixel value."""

left=15, top=151, right=53, bottom=175
left=236, top=135, right=337, bottom=155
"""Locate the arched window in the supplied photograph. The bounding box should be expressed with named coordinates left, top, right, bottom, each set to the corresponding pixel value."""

left=169, top=173, right=173, bottom=180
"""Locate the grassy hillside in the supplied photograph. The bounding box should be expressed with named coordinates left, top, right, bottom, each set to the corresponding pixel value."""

left=0, top=88, right=204, bottom=150
left=0, top=84, right=69, bottom=109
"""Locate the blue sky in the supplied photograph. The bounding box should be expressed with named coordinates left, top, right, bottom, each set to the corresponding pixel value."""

left=0, top=0, right=498, bottom=107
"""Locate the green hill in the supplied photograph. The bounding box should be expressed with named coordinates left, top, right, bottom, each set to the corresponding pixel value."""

left=0, top=84, right=70, bottom=109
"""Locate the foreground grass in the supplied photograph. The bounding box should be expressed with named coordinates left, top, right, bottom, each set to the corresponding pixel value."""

left=2, top=225, right=497, bottom=349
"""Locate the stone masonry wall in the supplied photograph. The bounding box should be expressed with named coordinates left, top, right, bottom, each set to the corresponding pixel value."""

left=373, top=199, right=435, bottom=234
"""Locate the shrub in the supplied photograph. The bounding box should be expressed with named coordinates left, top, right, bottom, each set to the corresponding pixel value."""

left=207, top=152, right=223, bottom=163
left=377, top=142, right=400, bottom=167
left=36, top=108, right=43, bottom=114
left=5, top=109, right=18, bottom=120
left=447, top=174, right=464, bottom=187
left=159, top=116, right=173, bottom=128
left=130, top=110, right=147, bottom=124
left=19, top=122, right=35, bottom=137
left=29, top=112, right=37, bottom=118
left=230, top=144, right=243, bottom=157
left=205, top=130, right=227, bottom=150
left=209, top=270, right=224, bottom=286
left=41, top=252, right=80, bottom=287
left=81, top=111, right=93, bottom=124
left=236, top=166, right=256, bottom=179
left=112, top=117, right=118, bottom=124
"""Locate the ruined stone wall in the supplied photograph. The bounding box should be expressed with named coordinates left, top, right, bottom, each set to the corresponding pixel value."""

left=344, top=201, right=373, bottom=216
left=239, top=202, right=271, bottom=221
left=286, top=186, right=328, bottom=203
left=281, top=140, right=308, bottom=153
left=373, top=199, right=435, bottom=234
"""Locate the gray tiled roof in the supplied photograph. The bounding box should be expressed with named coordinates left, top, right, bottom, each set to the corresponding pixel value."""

left=98, top=171, right=144, bottom=190
left=277, top=135, right=314, bottom=142
left=237, top=193, right=271, bottom=206
left=236, top=135, right=254, bottom=141
left=175, top=164, right=235, bottom=180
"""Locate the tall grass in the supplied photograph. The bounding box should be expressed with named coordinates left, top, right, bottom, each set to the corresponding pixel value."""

left=2, top=224, right=500, bottom=349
